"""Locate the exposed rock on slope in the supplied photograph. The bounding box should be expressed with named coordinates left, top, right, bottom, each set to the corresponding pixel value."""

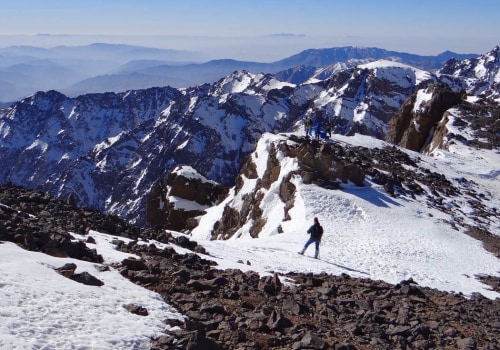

left=426, top=99, right=500, bottom=152
left=146, top=165, right=228, bottom=231
left=205, top=135, right=367, bottom=240
left=385, top=84, right=464, bottom=151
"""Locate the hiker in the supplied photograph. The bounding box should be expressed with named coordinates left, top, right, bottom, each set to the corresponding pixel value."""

left=313, top=117, right=321, bottom=140
left=299, top=217, right=323, bottom=258
left=325, top=119, right=332, bottom=138
left=305, top=117, right=312, bottom=136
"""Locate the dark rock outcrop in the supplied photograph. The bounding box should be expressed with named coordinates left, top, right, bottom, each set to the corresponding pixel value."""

left=146, top=166, right=228, bottom=232
left=0, top=182, right=203, bottom=253
left=55, top=263, right=104, bottom=286
left=386, top=84, right=464, bottom=151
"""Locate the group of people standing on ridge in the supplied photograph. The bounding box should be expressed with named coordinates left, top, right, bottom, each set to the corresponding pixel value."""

left=304, top=115, right=332, bottom=140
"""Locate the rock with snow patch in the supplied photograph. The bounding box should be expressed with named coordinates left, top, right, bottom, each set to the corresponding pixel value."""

left=146, top=165, right=227, bottom=231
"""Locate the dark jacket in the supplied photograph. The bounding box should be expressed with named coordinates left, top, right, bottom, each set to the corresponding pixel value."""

left=307, top=222, right=323, bottom=241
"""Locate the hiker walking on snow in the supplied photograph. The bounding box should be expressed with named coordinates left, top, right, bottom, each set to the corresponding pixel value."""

left=299, top=217, right=323, bottom=258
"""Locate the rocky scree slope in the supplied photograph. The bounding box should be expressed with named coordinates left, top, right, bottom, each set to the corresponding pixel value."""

left=1, top=183, right=500, bottom=349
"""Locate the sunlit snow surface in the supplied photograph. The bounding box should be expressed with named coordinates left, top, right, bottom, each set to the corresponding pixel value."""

left=193, top=131, right=500, bottom=301
left=0, top=234, right=184, bottom=350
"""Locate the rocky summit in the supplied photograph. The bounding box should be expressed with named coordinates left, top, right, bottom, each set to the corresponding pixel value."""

left=1, top=183, right=499, bottom=349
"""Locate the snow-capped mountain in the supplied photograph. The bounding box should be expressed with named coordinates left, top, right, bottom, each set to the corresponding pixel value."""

left=0, top=45, right=478, bottom=103
left=438, top=45, right=500, bottom=99
left=0, top=46, right=498, bottom=226
left=0, top=72, right=299, bottom=224
left=272, top=46, right=477, bottom=71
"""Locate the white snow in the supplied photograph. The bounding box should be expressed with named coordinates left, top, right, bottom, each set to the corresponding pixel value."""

left=359, top=59, right=433, bottom=85
left=413, top=88, right=433, bottom=114
left=1, top=129, right=500, bottom=349
left=168, top=195, right=210, bottom=211
left=218, top=71, right=254, bottom=94
left=172, top=165, right=218, bottom=185
left=0, top=231, right=184, bottom=350
left=260, top=79, right=295, bottom=91
left=26, top=139, right=49, bottom=153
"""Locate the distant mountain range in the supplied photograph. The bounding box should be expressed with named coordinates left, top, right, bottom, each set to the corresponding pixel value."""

left=0, top=44, right=497, bottom=225
left=0, top=44, right=478, bottom=103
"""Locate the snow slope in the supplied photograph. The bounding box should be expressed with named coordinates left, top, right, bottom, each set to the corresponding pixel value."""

left=0, top=232, right=184, bottom=350
left=192, top=131, right=500, bottom=300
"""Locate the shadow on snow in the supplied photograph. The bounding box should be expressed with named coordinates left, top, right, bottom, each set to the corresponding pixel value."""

left=345, top=180, right=402, bottom=208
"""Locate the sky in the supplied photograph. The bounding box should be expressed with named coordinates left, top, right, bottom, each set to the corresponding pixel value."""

left=1, top=0, right=499, bottom=61
left=1, top=126, right=499, bottom=349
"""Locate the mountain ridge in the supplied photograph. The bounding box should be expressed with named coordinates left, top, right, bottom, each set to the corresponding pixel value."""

left=67, top=46, right=478, bottom=97
left=0, top=44, right=479, bottom=102
left=0, top=45, right=498, bottom=226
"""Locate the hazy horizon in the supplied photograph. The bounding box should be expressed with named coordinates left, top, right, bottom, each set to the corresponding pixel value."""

left=0, top=33, right=496, bottom=63
left=2, top=0, right=499, bottom=62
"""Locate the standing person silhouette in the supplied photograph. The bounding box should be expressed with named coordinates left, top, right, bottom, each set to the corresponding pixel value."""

left=313, top=117, right=321, bottom=140
left=305, top=117, right=312, bottom=136
left=299, top=217, right=323, bottom=259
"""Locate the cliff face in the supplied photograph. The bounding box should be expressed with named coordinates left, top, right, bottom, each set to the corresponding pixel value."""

left=385, top=84, right=464, bottom=152
left=146, top=165, right=228, bottom=231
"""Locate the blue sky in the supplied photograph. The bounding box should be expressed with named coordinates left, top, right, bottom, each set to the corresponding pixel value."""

left=1, top=0, right=499, bottom=61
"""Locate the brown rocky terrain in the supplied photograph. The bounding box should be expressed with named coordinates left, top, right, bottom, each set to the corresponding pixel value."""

left=1, top=183, right=500, bottom=349
left=146, top=165, right=229, bottom=231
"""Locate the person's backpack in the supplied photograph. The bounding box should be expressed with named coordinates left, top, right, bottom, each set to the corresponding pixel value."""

left=311, top=224, right=323, bottom=240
